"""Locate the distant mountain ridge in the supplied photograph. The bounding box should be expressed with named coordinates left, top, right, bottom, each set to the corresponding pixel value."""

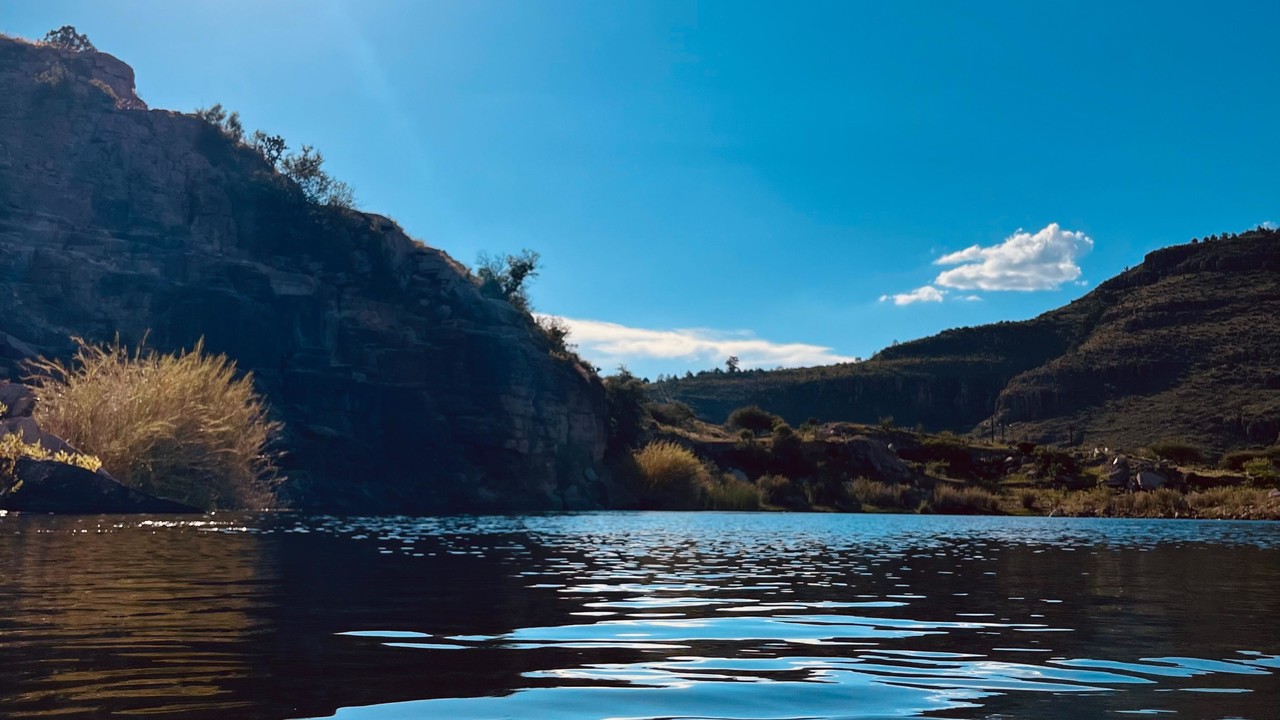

left=659, top=229, right=1280, bottom=454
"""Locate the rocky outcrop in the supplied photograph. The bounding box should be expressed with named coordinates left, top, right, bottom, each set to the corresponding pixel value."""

left=0, top=37, right=608, bottom=512
left=1, top=458, right=199, bottom=514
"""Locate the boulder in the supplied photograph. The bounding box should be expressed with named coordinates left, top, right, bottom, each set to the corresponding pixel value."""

left=1, top=416, right=79, bottom=455
left=1, top=458, right=200, bottom=514
left=1135, top=470, right=1168, bottom=491
left=1105, top=456, right=1131, bottom=488
left=840, top=436, right=917, bottom=485
left=0, top=381, right=35, bottom=418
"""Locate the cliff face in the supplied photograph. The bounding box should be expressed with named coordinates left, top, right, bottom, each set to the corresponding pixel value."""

left=663, top=230, right=1280, bottom=452
left=0, top=37, right=608, bottom=512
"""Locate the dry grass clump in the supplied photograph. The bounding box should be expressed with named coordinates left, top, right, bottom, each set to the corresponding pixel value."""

left=631, top=441, right=711, bottom=509
left=924, top=483, right=1002, bottom=514
left=28, top=337, right=281, bottom=510
left=630, top=441, right=761, bottom=510
left=703, top=474, right=762, bottom=511
left=1012, top=485, right=1280, bottom=519
left=848, top=477, right=913, bottom=510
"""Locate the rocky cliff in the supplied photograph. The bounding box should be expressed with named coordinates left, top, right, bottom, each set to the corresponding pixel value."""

left=0, top=36, right=609, bottom=512
left=662, top=229, right=1280, bottom=454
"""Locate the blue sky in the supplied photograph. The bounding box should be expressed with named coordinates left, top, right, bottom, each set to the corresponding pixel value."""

left=4, top=1, right=1277, bottom=378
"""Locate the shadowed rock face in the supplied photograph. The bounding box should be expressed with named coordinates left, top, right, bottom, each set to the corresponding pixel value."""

left=0, top=37, right=607, bottom=512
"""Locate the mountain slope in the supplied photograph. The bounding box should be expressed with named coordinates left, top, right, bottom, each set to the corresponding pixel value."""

left=0, top=36, right=608, bottom=511
left=661, top=229, right=1280, bottom=453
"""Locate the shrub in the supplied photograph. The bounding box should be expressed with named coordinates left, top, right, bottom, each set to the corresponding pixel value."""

left=924, top=484, right=1001, bottom=515
left=649, top=401, right=696, bottom=427
left=758, top=473, right=806, bottom=509
left=475, top=249, right=541, bottom=313
left=726, top=405, right=778, bottom=435
left=631, top=441, right=708, bottom=509
left=27, top=337, right=281, bottom=510
left=42, top=26, right=95, bottom=52
left=848, top=477, right=913, bottom=510
left=195, top=103, right=244, bottom=143
left=251, top=130, right=287, bottom=168
left=1148, top=439, right=1204, bottom=465
left=604, top=368, right=649, bottom=453
left=1219, top=447, right=1280, bottom=471
left=703, top=474, right=761, bottom=510
left=281, top=144, right=355, bottom=208
left=534, top=315, right=573, bottom=355
left=1243, top=458, right=1280, bottom=486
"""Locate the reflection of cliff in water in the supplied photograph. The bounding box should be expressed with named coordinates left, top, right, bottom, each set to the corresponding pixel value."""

left=0, top=515, right=274, bottom=717
left=0, top=514, right=570, bottom=719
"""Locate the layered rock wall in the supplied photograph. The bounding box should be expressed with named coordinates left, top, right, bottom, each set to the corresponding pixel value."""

left=0, top=37, right=608, bottom=511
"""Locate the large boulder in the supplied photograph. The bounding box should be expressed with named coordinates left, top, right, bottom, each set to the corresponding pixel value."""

left=1135, top=470, right=1168, bottom=491
left=1105, top=456, right=1131, bottom=488
left=1, top=416, right=79, bottom=454
left=832, top=435, right=918, bottom=485
left=1, top=458, right=200, bottom=514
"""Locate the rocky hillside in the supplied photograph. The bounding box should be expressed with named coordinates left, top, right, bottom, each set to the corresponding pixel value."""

left=0, top=36, right=608, bottom=512
left=660, top=229, right=1280, bottom=454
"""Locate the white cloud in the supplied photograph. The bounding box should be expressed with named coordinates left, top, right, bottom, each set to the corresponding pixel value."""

left=1262, top=220, right=1277, bottom=230
left=958, top=295, right=983, bottom=302
left=878, top=285, right=945, bottom=305
left=542, top=316, right=857, bottom=369
left=933, top=223, right=1093, bottom=291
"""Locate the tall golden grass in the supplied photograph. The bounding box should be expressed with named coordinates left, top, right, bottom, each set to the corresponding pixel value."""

left=847, top=477, right=913, bottom=509
left=27, top=337, right=281, bottom=510
left=924, top=483, right=1002, bottom=514
left=631, top=441, right=709, bottom=509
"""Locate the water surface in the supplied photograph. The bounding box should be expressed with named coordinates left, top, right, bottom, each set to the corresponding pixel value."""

left=1, top=512, right=1277, bottom=719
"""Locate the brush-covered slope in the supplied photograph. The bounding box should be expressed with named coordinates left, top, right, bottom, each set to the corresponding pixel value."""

left=661, top=229, right=1280, bottom=452
left=0, top=36, right=608, bottom=511
left=994, top=231, right=1280, bottom=450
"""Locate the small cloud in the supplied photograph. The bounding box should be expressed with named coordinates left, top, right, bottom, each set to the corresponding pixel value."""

left=958, top=295, right=983, bottom=302
left=542, top=316, right=857, bottom=369
left=879, top=285, right=945, bottom=306
left=933, top=222, right=1093, bottom=291
left=1262, top=220, right=1277, bottom=230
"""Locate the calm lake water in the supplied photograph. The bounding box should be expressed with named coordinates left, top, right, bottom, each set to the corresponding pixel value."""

left=1, top=512, right=1277, bottom=720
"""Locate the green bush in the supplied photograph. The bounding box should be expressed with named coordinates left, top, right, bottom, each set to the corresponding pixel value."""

left=475, top=249, right=540, bottom=313
left=649, top=401, right=696, bottom=427
left=27, top=337, right=281, bottom=510
left=1220, top=447, right=1280, bottom=471
left=726, top=405, right=779, bottom=435
left=1148, top=439, right=1204, bottom=465
left=604, top=368, right=649, bottom=454
left=42, top=25, right=94, bottom=52
left=1243, top=458, right=1280, bottom=486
